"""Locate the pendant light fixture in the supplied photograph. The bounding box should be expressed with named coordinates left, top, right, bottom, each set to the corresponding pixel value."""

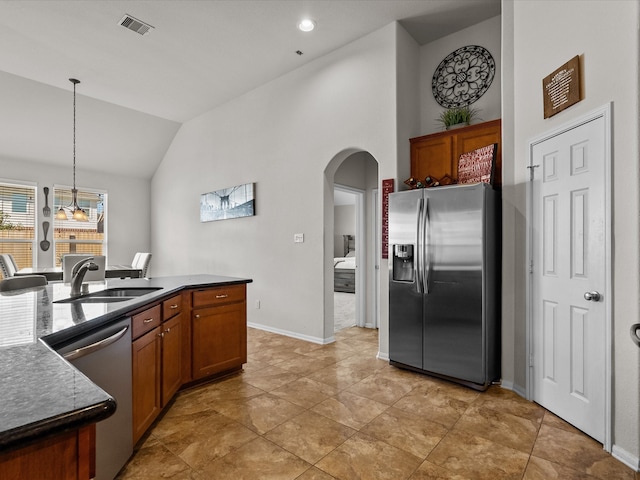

left=55, top=78, right=88, bottom=222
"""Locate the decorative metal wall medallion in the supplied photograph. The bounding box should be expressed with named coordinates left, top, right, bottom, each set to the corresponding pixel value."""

left=432, top=45, right=495, bottom=108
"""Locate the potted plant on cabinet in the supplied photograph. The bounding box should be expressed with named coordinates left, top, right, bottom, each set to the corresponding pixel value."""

left=436, top=106, right=480, bottom=130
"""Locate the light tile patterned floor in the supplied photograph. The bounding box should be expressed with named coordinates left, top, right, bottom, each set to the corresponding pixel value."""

left=116, top=327, right=639, bottom=480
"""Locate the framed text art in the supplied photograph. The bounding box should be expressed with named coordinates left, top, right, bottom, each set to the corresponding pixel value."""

left=457, top=144, right=497, bottom=185
left=381, top=179, right=394, bottom=259
left=543, top=55, right=582, bottom=119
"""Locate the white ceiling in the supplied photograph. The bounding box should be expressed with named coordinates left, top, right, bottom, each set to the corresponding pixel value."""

left=0, top=0, right=500, bottom=178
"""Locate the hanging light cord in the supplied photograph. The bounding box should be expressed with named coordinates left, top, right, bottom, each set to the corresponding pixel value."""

left=70, top=78, right=80, bottom=193
left=73, top=79, right=76, bottom=191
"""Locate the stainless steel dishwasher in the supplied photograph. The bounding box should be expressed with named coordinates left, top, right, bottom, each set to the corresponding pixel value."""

left=57, top=317, right=133, bottom=480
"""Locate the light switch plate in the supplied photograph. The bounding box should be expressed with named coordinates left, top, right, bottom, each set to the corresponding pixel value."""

left=294, top=233, right=304, bottom=243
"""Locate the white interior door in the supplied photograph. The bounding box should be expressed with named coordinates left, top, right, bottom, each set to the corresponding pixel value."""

left=531, top=113, right=609, bottom=443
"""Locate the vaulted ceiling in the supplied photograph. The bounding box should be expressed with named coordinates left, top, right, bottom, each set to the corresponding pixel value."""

left=0, top=0, right=500, bottom=178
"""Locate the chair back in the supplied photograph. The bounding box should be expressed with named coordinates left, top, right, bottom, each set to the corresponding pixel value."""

left=0, top=254, right=18, bottom=279
left=0, top=275, right=47, bottom=292
left=62, top=255, right=106, bottom=283
left=132, top=252, right=152, bottom=278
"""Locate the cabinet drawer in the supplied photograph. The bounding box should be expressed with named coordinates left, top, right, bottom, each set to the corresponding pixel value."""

left=192, top=284, right=245, bottom=308
left=162, top=294, right=182, bottom=320
left=132, top=304, right=162, bottom=339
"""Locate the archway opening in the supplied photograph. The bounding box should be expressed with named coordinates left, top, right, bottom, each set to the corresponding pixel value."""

left=323, top=149, right=379, bottom=342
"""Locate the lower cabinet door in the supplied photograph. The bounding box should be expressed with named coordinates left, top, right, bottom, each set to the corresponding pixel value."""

left=161, top=314, right=182, bottom=406
left=132, top=326, right=162, bottom=444
left=192, top=302, right=247, bottom=380
left=0, top=426, right=95, bottom=480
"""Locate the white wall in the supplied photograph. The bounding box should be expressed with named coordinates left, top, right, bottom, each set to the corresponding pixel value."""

left=0, top=71, right=180, bottom=179
left=419, top=15, right=502, bottom=135
left=152, top=23, right=400, bottom=344
left=506, top=0, right=640, bottom=466
left=0, top=157, right=151, bottom=268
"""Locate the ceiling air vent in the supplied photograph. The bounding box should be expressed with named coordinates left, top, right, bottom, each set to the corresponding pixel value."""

left=119, top=14, right=154, bottom=36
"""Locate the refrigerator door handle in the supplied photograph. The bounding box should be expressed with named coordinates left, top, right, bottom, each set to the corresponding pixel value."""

left=423, top=198, right=430, bottom=294
left=416, top=197, right=424, bottom=293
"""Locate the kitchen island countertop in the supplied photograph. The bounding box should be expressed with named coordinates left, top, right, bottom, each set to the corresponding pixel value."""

left=0, top=274, right=252, bottom=452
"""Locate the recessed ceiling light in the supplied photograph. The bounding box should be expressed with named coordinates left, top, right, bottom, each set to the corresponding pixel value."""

left=298, top=18, right=316, bottom=32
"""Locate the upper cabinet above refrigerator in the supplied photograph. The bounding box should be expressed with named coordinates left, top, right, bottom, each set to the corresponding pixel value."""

left=410, top=119, right=502, bottom=187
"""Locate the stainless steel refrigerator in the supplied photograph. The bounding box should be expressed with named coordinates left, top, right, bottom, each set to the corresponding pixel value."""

left=388, top=182, right=500, bottom=390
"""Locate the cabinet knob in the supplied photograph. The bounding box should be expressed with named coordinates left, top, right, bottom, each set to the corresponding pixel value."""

left=165, top=327, right=171, bottom=333
left=170, top=304, right=178, bottom=309
left=158, top=332, right=164, bottom=338
left=195, top=314, right=200, bottom=319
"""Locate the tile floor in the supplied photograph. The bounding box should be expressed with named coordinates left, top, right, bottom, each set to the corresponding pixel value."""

left=116, top=327, right=639, bottom=480
left=333, top=292, right=356, bottom=332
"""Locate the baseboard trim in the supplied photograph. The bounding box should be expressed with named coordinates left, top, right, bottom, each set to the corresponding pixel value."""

left=376, top=351, right=389, bottom=361
left=247, top=322, right=334, bottom=345
left=500, top=380, right=527, bottom=399
left=612, top=445, right=640, bottom=472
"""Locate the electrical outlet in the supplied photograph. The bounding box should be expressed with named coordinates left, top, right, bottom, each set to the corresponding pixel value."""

left=255, top=300, right=261, bottom=309
left=294, top=233, right=304, bottom=243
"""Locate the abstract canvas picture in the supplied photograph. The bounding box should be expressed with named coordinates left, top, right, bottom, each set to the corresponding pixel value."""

left=200, top=182, right=255, bottom=222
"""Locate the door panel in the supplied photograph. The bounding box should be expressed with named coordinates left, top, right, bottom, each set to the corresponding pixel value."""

left=532, top=116, right=606, bottom=442
left=423, top=184, right=485, bottom=384
left=389, top=189, right=423, bottom=369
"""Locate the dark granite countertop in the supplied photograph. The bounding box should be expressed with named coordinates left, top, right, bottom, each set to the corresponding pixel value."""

left=0, top=274, right=252, bottom=452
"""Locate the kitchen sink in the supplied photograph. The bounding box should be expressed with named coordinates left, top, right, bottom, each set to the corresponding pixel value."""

left=57, top=296, right=137, bottom=304
left=55, top=287, right=162, bottom=304
left=92, top=288, right=162, bottom=297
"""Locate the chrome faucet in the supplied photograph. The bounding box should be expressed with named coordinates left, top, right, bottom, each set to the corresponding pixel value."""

left=70, top=257, right=99, bottom=297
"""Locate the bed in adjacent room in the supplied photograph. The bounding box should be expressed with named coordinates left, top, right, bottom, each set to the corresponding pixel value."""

left=334, top=235, right=355, bottom=293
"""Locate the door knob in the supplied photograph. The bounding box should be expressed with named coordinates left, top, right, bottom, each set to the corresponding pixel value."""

left=584, top=291, right=601, bottom=302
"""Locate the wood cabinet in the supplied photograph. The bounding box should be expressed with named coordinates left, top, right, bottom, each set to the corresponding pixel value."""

left=192, top=284, right=247, bottom=380
left=131, top=285, right=246, bottom=444
left=1, top=280, right=248, bottom=473
left=0, top=425, right=95, bottom=480
left=132, top=324, right=161, bottom=444
left=131, top=297, right=183, bottom=444
left=131, top=304, right=161, bottom=340
left=161, top=295, right=182, bottom=405
left=410, top=119, right=502, bottom=186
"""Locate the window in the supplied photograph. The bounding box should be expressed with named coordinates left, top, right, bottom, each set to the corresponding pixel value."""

left=53, top=186, right=107, bottom=267
left=0, top=181, right=37, bottom=269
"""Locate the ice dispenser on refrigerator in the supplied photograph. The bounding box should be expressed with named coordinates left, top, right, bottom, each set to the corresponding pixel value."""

left=392, top=244, right=414, bottom=282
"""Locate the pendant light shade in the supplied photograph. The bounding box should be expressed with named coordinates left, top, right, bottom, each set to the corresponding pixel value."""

left=55, top=206, right=67, bottom=220
left=57, top=78, right=88, bottom=222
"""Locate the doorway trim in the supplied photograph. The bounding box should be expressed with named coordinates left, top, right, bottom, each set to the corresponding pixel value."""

left=335, top=183, right=366, bottom=327
left=372, top=188, right=380, bottom=329
left=525, top=103, right=612, bottom=451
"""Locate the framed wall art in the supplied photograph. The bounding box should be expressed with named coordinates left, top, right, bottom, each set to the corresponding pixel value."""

left=381, top=178, right=394, bottom=259
left=457, top=144, right=497, bottom=185
left=200, top=182, right=255, bottom=222
left=432, top=45, right=495, bottom=108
